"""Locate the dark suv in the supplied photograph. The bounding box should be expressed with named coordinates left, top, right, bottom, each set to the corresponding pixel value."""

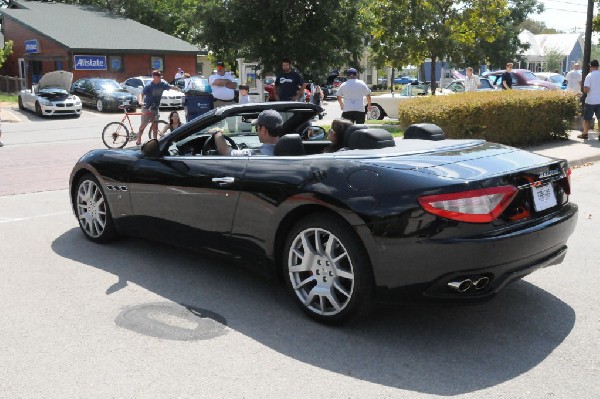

left=71, top=78, right=137, bottom=112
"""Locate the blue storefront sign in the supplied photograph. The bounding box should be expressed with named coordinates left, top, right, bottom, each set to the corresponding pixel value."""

left=74, top=55, right=107, bottom=70
left=25, top=39, right=39, bottom=54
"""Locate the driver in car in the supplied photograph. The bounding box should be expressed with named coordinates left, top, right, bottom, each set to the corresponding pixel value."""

left=213, top=109, right=282, bottom=156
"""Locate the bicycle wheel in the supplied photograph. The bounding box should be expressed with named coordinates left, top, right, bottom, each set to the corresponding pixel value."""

left=146, top=120, right=169, bottom=140
left=102, top=122, right=130, bottom=149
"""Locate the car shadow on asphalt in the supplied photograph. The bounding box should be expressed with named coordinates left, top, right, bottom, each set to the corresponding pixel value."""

left=51, top=228, right=575, bottom=396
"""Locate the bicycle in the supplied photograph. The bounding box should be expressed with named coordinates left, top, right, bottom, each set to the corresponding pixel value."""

left=102, top=105, right=168, bottom=149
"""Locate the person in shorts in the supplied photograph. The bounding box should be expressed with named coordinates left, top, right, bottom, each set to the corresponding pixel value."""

left=582, top=59, right=600, bottom=140
left=136, top=70, right=180, bottom=145
left=336, top=68, right=372, bottom=124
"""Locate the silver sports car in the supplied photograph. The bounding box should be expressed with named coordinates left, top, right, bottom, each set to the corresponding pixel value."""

left=18, top=70, right=82, bottom=117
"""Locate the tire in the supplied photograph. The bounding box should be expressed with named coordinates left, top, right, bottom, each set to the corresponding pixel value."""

left=18, top=96, right=25, bottom=110
left=35, top=102, right=43, bottom=117
left=73, top=174, right=118, bottom=243
left=366, top=104, right=384, bottom=120
left=146, top=119, right=168, bottom=140
left=96, top=99, right=105, bottom=112
left=283, top=213, right=375, bottom=324
left=102, top=122, right=130, bottom=149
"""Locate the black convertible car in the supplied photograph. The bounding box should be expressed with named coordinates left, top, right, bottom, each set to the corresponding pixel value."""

left=69, top=102, right=578, bottom=324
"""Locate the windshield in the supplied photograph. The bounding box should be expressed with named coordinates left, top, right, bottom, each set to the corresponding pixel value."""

left=524, top=71, right=540, bottom=81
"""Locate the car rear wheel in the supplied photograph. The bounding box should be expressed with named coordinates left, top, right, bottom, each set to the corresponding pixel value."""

left=35, top=102, right=43, bottom=117
left=283, top=213, right=374, bottom=324
left=96, top=99, right=105, bottom=112
left=366, top=103, right=384, bottom=120
left=74, top=174, right=118, bottom=243
left=18, top=96, right=25, bottom=110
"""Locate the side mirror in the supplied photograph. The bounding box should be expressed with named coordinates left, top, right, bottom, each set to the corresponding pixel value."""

left=303, top=126, right=326, bottom=140
left=141, top=139, right=160, bottom=158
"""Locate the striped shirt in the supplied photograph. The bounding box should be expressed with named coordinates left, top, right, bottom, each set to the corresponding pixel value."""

left=464, top=74, right=481, bottom=92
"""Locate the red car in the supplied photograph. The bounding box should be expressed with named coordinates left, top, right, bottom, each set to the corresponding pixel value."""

left=484, top=69, right=558, bottom=90
left=263, top=78, right=310, bottom=102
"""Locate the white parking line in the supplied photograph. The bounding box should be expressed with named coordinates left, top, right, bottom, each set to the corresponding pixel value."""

left=0, top=211, right=71, bottom=223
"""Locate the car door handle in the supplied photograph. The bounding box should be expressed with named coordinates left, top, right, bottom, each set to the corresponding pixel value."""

left=212, top=177, right=235, bottom=186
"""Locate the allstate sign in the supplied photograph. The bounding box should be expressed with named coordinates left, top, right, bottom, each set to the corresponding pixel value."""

left=25, top=39, right=39, bottom=54
left=74, top=55, right=107, bottom=70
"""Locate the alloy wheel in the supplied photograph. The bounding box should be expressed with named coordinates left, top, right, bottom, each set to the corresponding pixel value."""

left=76, top=179, right=107, bottom=238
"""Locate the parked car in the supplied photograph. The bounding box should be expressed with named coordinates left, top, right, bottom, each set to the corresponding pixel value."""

left=71, top=78, right=137, bottom=112
left=393, top=76, right=418, bottom=85
left=263, top=77, right=276, bottom=101
left=367, top=82, right=431, bottom=119
left=321, top=84, right=337, bottom=99
left=263, top=78, right=309, bottom=102
left=67, top=101, right=578, bottom=324
left=441, top=77, right=496, bottom=93
left=121, top=76, right=184, bottom=108
left=535, top=72, right=567, bottom=90
left=171, top=75, right=211, bottom=95
left=484, top=69, right=558, bottom=90
left=18, top=70, right=82, bottom=117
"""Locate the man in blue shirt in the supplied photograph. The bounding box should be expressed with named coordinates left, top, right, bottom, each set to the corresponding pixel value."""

left=136, top=70, right=181, bottom=145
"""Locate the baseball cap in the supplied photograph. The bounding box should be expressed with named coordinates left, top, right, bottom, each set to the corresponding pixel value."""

left=216, top=61, right=225, bottom=68
left=251, top=109, right=283, bottom=130
left=346, top=68, right=357, bottom=75
left=590, top=60, right=599, bottom=67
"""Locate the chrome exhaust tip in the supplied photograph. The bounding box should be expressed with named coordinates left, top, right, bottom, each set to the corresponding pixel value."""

left=473, top=276, right=490, bottom=290
left=448, top=279, right=472, bottom=293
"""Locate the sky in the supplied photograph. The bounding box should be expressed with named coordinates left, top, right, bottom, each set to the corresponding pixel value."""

left=534, top=0, right=590, bottom=34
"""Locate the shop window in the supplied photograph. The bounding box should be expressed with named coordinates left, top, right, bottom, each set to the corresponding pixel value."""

left=109, top=56, right=123, bottom=72
left=151, top=56, right=164, bottom=72
left=55, top=60, right=63, bottom=70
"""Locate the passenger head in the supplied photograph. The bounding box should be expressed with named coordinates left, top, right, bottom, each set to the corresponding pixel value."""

left=325, top=118, right=353, bottom=152
left=169, top=111, right=181, bottom=127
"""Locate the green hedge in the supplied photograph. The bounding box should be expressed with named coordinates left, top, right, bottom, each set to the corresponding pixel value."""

left=397, top=90, right=581, bottom=146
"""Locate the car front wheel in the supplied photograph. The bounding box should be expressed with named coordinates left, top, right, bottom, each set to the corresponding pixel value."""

left=18, top=96, right=25, bottom=110
left=35, top=102, right=43, bottom=117
left=74, top=174, right=118, bottom=243
left=283, top=213, right=374, bottom=324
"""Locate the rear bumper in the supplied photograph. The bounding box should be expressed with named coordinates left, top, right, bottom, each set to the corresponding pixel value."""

left=369, top=202, right=578, bottom=302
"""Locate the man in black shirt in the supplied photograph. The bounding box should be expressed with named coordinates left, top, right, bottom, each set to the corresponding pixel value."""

left=275, top=58, right=306, bottom=101
left=502, top=63, right=513, bottom=90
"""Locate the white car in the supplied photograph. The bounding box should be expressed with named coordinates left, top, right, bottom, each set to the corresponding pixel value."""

left=367, top=82, right=430, bottom=120
left=17, top=70, right=82, bottom=117
left=120, top=76, right=184, bottom=108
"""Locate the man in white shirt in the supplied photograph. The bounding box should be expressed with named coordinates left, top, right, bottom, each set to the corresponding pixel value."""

left=464, top=67, right=481, bottom=92
left=336, top=68, right=372, bottom=123
left=209, top=61, right=238, bottom=108
left=582, top=59, right=600, bottom=140
left=174, top=68, right=184, bottom=80
left=565, top=62, right=582, bottom=93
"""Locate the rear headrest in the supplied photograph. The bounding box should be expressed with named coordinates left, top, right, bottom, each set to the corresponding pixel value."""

left=342, top=124, right=368, bottom=147
left=404, top=123, right=446, bottom=141
left=347, top=128, right=395, bottom=150
left=273, top=134, right=305, bottom=156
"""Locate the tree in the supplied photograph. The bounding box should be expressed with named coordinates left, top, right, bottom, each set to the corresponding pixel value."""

left=543, top=47, right=564, bottom=72
left=0, top=41, right=13, bottom=69
left=195, top=0, right=369, bottom=81
left=367, top=0, right=509, bottom=93
left=519, top=19, right=561, bottom=34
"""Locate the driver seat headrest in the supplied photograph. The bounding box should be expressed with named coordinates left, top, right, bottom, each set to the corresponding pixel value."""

left=274, top=134, right=305, bottom=156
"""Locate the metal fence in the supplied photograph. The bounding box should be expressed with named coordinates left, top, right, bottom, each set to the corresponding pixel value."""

left=0, top=75, right=25, bottom=93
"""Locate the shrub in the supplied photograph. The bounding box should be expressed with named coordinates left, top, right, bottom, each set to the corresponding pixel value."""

left=397, top=90, right=581, bottom=146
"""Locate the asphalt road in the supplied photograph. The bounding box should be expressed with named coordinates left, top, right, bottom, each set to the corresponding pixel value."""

left=0, top=107, right=598, bottom=398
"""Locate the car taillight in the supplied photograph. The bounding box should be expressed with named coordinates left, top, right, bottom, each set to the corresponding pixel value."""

left=418, top=186, right=518, bottom=223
